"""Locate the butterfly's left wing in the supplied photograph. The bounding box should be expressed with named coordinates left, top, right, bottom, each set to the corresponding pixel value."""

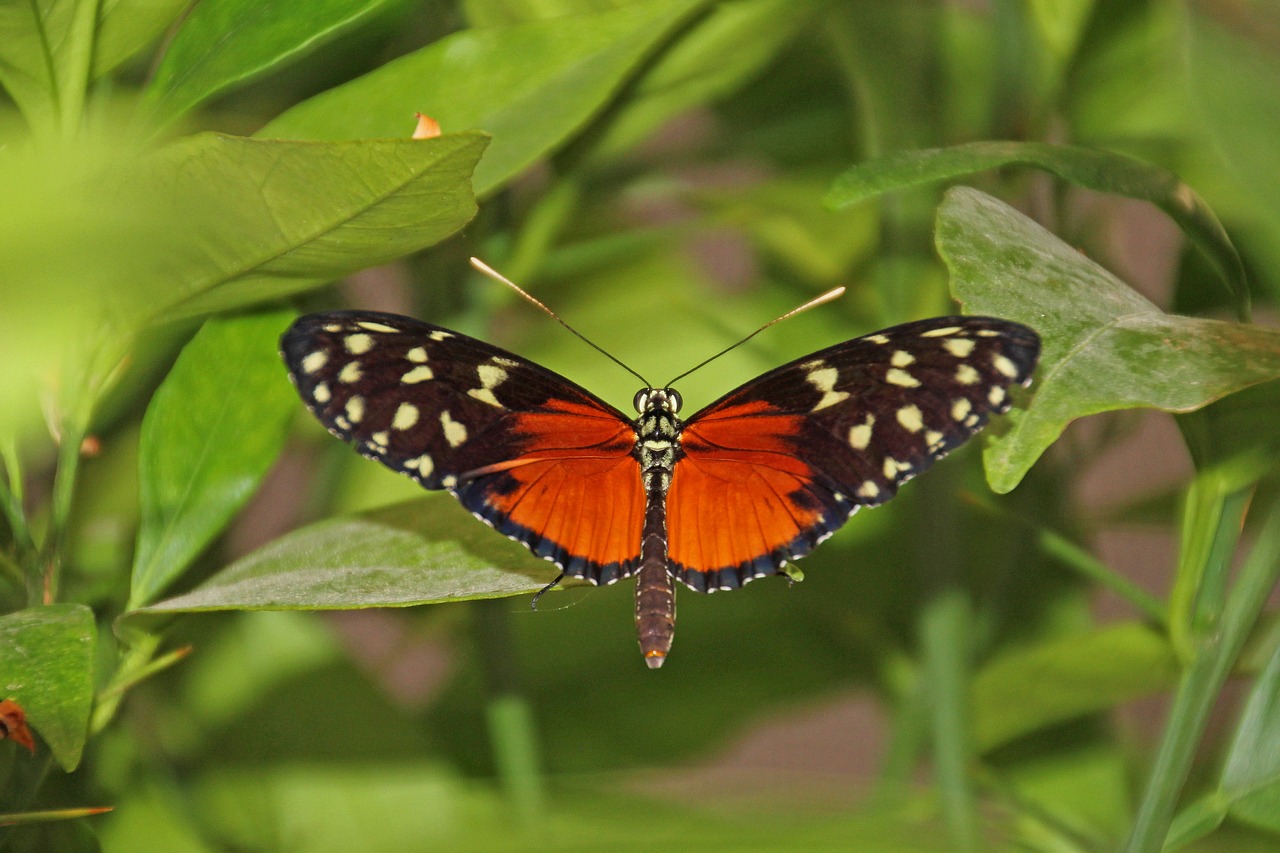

left=281, top=311, right=645, bottom=584
left=670, top=316, right=1040, bottom=592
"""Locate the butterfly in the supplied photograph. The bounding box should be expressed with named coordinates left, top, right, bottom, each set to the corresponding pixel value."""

left=281, top=295, right=1039, bottom=668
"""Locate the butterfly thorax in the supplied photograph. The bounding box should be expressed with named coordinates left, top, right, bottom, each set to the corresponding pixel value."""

left=632, top=388, right=684, bottom=668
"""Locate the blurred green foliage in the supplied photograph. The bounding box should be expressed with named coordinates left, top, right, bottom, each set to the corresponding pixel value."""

left=2, top=1, right=1280, bottom=851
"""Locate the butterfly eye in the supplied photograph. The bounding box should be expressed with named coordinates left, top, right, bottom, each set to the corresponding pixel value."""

left=633, top=389, right=651, bottom=413
left=663, top=388, right=683, bottom=414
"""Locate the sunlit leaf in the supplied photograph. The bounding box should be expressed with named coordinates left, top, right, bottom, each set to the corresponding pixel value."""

left=262, top=0, right=703, bottom=195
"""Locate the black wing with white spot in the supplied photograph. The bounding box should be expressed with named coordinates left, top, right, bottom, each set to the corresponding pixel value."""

left=281, top=311, right=646, bottom=582
left=668, top=316, right=1039, bottom=591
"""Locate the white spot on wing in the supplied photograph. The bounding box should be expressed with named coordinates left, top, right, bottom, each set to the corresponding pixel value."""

left=951, top=398, right=972, bottom=422
left=441, top=410, right=467, bottom=447
left=338, top=362, right=363, bottom=384
left=344, top=334, right=373, bottom=354
left=407, top=347, right=428, bottom=363
left=891, top=350, right=915, bottom=368
left=806, top=363, right=850, bottom=411
left=301, top=351, right=328, bottom=374
left=393, top=402, right=419, bottom=430
left=896, top=404, right=924, bottom=432
left=993, top=354, right=1019, bottom=378
left=921, top=326, right=961, bottom=338
left=955, top=364, right=980, bottom=385
left=312, top=383, right=331, bottom=404
left=867, top=334, right=890, bottom=344
left=886, top=368, right=920, bottom=388
left=403, top=365, right=434, bottom=383
left=857, top=481, right=880, bottom=499
left=344, top=396, right=365, bottom=424
left=943, top=338, right=975, bottom=358
left=988, top=386, right=1006, bottom=406
left=848, top=414, right=875, bottom=450
left=429, top=330, right=453, bottom=342
left=358, top=321, right=399, bottom=333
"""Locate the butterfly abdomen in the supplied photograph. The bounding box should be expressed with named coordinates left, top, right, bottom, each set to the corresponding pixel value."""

left=632, top=391, right=683, bottom=668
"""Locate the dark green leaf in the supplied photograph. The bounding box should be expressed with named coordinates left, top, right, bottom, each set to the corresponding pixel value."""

left=937, top=187, right=1280, bottom=493
left=144, top=0, right=403, bottom=124
left=127, top=497, right=556, bottom=620
left=0, top=605, right=96, bottom=771
left=971, top=622, right=1179, bottom=751
left=130, top=310, right=299, bottom=609
left=261, top=0, right=703, bottom=195
left=826, top=142, right=1247, bottom=318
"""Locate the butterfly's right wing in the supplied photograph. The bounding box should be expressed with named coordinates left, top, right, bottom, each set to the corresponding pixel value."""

left=281, top=311, right=644, bottom=584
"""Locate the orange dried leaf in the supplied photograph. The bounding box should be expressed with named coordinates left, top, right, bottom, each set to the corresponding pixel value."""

left=0, top=699, right=35, bottom=754
left=412, top=113, right=442, bottom=139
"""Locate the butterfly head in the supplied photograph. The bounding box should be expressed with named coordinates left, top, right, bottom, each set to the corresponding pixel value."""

left=634, top=387, right=683, bottom=415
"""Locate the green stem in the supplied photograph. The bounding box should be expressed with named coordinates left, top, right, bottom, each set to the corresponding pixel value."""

left=922, top=587, right=978, bottom=851
left=1122, top=501, right=1280, bottom=853
left=473, top=599, right=545, bottom=827
left=35, top=419, right=85, bottom=605
left=90, top=634, right=160, bottom=735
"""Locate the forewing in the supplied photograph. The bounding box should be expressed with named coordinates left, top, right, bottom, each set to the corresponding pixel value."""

left=670, top=316, right=1040, bottom=591
left=281, top=311, right=644, bottom=583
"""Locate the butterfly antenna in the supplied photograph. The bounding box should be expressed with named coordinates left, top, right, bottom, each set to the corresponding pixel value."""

left=470, top=258, right=652, bottom=388
left=663, top=286, right=846, bottom=387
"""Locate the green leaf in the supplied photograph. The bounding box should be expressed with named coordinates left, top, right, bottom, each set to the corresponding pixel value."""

left=144, top=0, right=403, bottom=124
left=94, top=0, right=189, bottom=78
left=1219, top=639, right=1280, bottom=833
left=936, top=187, right=1280, bottom=493
left=126, top=497, right=556, bottom=620
left=0, top=605, right=96, bottom=771
left=825, top=142, right=1248, bottom=319
left=0, top=1, right=96, bottom=133
left=137, top=131, right=487, bottom=322
left=130, top=310, right=298, bottom=609
left=261, top=0, right=703, bottom=195
left=584, top=0, right=819, bottom=163
left=971, top=622, right=1179, bottom=751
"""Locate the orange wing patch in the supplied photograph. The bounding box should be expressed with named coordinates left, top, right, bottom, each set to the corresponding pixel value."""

left=0, top=699, right=35, bottom=754
left=457, top=401, right=644, bottom=584
left=669, top=405, right=840, bottom=592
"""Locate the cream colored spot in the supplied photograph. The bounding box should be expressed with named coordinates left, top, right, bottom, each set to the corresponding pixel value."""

left=806, top=363, right=850, bottom=411
left=344, top=334, right=373, bottom=354
left=867, top=334, right=890, bottom=344
left=883, top=457, right=904, bottom=480
left=848, top=415, right=875, bottom=450
left=478, top=362, right=508, bottom=388
left=467, top=388, right=503, bottom=408
left=358, top=321, right=399, bottom=333
left=344, top=396, right=365, bottom=424
left=370, top=431, right=389, bottom=448
left=323, top=323, right=342, bottom=333
left=493, top=357, right=519, bottom=368
left=993, top=354, right=1018, bottom=378
left=403, top=365, right=434, bottom=383
left=407, top=347, right=428, bottom=363
left=312, top=383, right=331, bottom=404
left=943, top=338, right=975, bottom=358
left=922, top=326, right=961, bottom=337
left=976, top=329, right=1000, bottom=337
left=892, top=350, right=916, bottom=368
left=926, top=430, right=945, bottom=449
left=406, top=454, right=434, bottom=477
left=441, top=475, right=458, bottom=489
left=441, top=411, right=467, bottom=448
left=334, top=416, right=350, bottom=430
left=429, top=330, right=453, bottom=341
left=896, top=404, right=924, bottom=432
left=338, top=362, right=363, bottom=384
left=301, top=351, right=328, bottom=374
left=989, top=386, right=1006, bottom=406
left=955, top=364, right=980, bottom=385
left=951, top=398, right=972, bottom=422
left=393, top=402, right=419, bottom=430
left=886, top=368, right=920, bottom=388
left=857, top=481, right=880, bottom=499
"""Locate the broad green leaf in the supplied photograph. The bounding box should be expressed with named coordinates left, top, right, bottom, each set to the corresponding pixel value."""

left=0, top=1, right=96, bottom=133
left=826, top=142, right=1247, bottom=319
left=137, top=131, right=487, bottom=322
left=144, top=0, right=403, bottom=124
left=0, top=605, right=96, bottom=771
left=94, top=0, right=188, bottom=78
left=936, top=187, right=1280, bottom=493
left=463, top=0, right=627, bottom=26
left=262, top=0, right=703, bottom=195
left=971, top=621, right=1179, bottom=751
left=585, top=0, right=819, bottom=163
left=127, top=497, right=555, bottom=620
left=130, top=310, right=298, bottom=609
